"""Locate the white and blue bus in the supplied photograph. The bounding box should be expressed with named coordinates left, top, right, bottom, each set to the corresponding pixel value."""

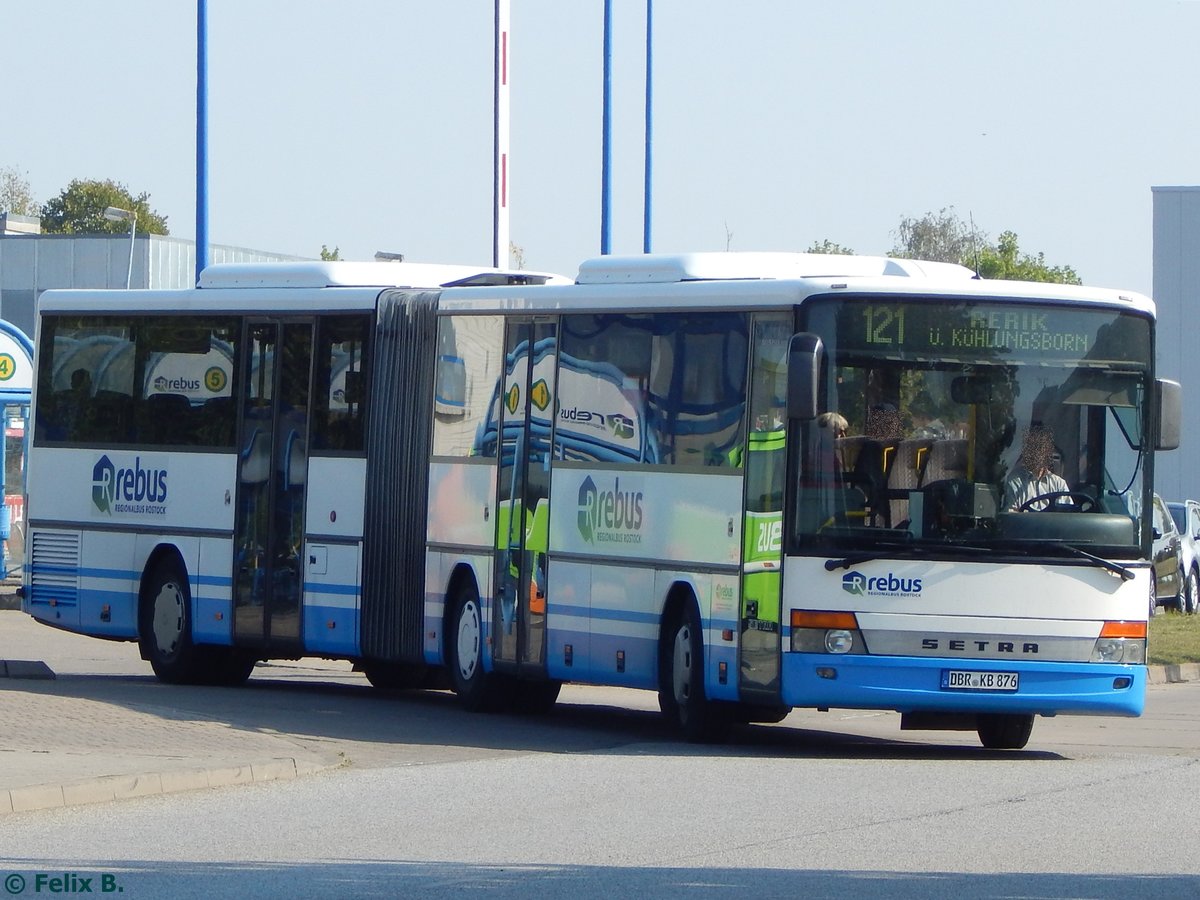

left=23, top=253, right=1179, bottom=749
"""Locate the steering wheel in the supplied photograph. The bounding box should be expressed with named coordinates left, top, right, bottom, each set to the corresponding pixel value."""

left=1018, top=491, right=1096, bottom=513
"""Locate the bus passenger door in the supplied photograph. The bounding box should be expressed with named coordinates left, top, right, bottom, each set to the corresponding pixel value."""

left=493, top=318, right=557, bottom=672
left=233, top=320, right=313, bottom=653
left=738, top=314, right=791, bottom=702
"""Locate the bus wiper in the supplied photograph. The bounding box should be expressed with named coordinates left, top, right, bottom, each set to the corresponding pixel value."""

left=823, top=540, right=991, bottom=571
left=1044, top=541, right=1134, bottom=581
left=990, top=538, right=1134, bottom=581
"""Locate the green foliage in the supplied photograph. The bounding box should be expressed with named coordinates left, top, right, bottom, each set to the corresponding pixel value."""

left=0, top=165, right=37, bottom=216
left=974, top=231, right=1081, bottom=284
left=806, top=238, right=855, bottom=255
left=891, top=207, right=986, bottom=264
left=891, top=208, right=1080, bottom=283
left=320, top=244, right=340, bottom=261
left=40, top=178, right=168, bottom=235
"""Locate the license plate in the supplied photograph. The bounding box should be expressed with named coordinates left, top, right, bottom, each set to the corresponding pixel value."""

left=941, top=670, right=1019, bottom=692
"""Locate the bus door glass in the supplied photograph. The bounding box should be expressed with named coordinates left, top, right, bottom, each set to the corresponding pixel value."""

left=233, top=320, right=313, bottom=650
left=738, top=313, right=791, bottom=699
left=493, top=318, right=557, bottom=671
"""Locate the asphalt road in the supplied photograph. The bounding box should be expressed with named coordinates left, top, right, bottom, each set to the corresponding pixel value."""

left=2, top=611, right=1199, bottom=898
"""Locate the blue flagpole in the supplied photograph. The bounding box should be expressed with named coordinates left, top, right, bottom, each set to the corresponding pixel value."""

left=643, top=0, right=653, bottom=254
left=196, top=0, right=209, bottom=285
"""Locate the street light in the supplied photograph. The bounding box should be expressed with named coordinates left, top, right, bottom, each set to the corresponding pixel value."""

left=103, top=206, right=137, bottom=289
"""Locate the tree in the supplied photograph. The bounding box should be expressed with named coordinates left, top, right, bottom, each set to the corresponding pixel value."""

left=974, top=231, right=1081, bottom=284
left=320, top=244, right=340, bottom=261
left=891, top=207, right=987, bottom=264
left=891, top=208, right=1080, bottom=283
left=806, top=239, right=855, bottom=255
left=40, top=178, right=169, bottom=235
left=0, top=165, right=37, bottom=216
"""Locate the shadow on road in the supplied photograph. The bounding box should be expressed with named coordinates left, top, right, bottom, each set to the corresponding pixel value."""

left=2, top=662, right=1062, bottom=764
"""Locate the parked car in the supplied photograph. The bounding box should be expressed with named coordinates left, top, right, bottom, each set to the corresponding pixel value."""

left=1167, top=499, right=1200, bottom=614
left=1150, top=493, right=1185, bottom=616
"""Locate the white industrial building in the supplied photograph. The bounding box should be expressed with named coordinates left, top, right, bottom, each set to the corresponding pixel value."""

left=1152, top=186, right=1200, bottom=503
left=0, top=216, right=301, bottom=338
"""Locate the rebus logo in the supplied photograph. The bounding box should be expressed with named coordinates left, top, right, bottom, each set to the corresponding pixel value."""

left=842, top=569, right=922, bottom=597
left=576, top=475, right=644, bottom=545
left=153, top=376, right=201, bottom=393
left=91, top=454, right=169, bottom=516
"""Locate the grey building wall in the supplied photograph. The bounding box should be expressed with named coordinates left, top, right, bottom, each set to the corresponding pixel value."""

left=0, top=234, right=304, bottom=338
left=1151, top=186, right=1200, bottom=503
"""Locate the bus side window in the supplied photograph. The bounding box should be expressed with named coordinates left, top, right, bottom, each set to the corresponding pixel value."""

left=197, top=397, right=236, bottom=448
left=137, top=393, right=196, bottom=445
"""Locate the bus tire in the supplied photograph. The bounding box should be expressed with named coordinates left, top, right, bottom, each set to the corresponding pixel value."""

left=139, top=558, right=203, bottom=685
left=512, top=679, right=561, bottom=715
left=362, top=661, right=430, bottom=691
left=448, top=582, right=506, bottom=712
left=660, top=602, right=729, bottom=743
left=733, top=704, right=792, bottom=725
left=977, top=713, right=1034, bottom=750
left=203, top=649, right=256, bottom=687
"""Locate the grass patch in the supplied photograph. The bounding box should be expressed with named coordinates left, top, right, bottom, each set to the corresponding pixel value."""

left=1148, top=611, right=1200, bottom=666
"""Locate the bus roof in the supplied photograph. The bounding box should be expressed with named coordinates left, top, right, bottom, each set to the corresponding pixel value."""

left=574, top=252, right=978, bottom=284
left=197, top=260, right=570, bottom=289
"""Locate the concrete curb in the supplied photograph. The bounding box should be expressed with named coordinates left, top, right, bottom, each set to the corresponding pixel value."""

left=0, top=756, right=338, bottom=816
left=1147, top=662, right=1200, bottom=685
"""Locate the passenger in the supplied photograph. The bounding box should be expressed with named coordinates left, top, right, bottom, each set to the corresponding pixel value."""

left=1004, top=425, right=1070, bottom=511
left=816, top=411, right=849, bottom=473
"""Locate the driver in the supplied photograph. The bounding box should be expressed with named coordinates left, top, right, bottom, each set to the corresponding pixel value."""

left=1004, top=424, right=1070, bottom=511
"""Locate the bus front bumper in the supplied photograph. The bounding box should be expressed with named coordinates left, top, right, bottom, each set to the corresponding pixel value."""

left=779, top=652, right=1146, bottom=717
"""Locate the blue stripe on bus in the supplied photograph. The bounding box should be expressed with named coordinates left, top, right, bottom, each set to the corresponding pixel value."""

left=550, top=603, right=661, bottom=626
left=303, top=581, right=359, bottom=597
left=28, top=564, right=233, bottom=589
left=549, top=602, right=737, bottom=634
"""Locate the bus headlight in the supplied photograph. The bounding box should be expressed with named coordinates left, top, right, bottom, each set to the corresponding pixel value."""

left=1090, top=638, right=1146, bottom=665
left=1090, top=621, right=1147, bottom=665
left=824, top=629, right=854, bottom=654
left=790, top=610, right=866, bottom=654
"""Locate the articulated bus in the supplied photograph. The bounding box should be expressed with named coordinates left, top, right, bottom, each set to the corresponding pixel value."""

left=23, top=253, right=1180, bottom=750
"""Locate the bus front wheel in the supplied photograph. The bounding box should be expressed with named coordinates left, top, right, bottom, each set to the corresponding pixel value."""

left=659, top=603, right=728, bottom=743
left=139, top=559, right=203, bottom=684
left=977, top=713, right=1034, bottom=750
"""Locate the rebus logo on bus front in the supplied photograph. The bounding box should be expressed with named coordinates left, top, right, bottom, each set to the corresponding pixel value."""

left=841, top=570, right=923, bottom=597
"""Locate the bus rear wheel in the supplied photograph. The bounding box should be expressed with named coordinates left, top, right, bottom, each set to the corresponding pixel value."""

left=977, top=713, right=1034, bottom=750
left=448, top=583, right=509, bottom=711
left=139, top=559, right=204, bottom=684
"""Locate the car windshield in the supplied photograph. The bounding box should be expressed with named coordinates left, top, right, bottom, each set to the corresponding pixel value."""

left=793, top=294, right=1154, bottom=559
left=1169, top=504, right=1187, bottom=534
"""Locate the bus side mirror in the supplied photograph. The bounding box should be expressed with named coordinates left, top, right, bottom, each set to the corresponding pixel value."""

left=1156, top=378, right=1182, bottom=451
left=787, top=332, right=823, bottom=421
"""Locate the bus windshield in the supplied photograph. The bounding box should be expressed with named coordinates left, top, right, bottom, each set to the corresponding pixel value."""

left=794, top=295, right=1154, bottom=558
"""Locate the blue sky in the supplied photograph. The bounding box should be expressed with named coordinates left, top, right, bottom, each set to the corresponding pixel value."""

left=5, top=1, right=1200, bottom=294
